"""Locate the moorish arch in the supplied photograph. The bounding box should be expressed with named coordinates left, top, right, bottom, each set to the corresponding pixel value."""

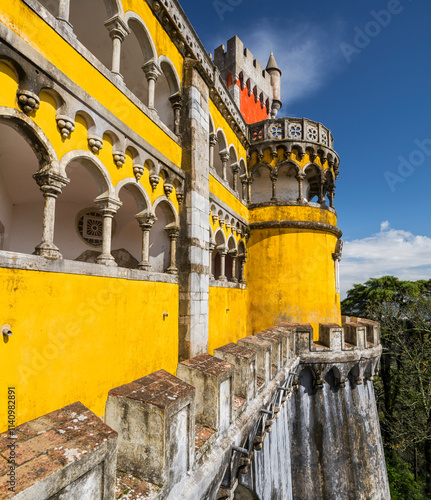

left=0, top=108, right=62, bottom=256
left=69, top=0, right=124, bottom=69
left=150, top=197, right=179, bottom=274
left=56, top=151, right=117, bottom=263
left=250, top=163, right=273, bottom=203
left=113, top=179, right=151, bottom=268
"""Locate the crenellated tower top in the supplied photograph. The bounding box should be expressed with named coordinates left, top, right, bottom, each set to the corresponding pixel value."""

left=213, top=36, right=283, bottom=124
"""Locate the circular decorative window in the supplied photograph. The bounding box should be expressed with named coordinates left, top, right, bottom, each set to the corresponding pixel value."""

left=76, top=209, right=105, bottom=247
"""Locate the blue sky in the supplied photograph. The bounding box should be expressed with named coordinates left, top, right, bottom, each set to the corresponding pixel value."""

left=180, top=0, right=431, bottom=296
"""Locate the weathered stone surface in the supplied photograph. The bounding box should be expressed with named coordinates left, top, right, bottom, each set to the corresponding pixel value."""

left=254, top=331, right=283, bottom=370
left=177, top=354, right=234, bottom=432
left=106, top=370, right=195, bottom=487
left=238, top=336, right=272, bottom=385
left=214, top=343, right=257, bottom=402
left=0, top=402, right=117, bottom=500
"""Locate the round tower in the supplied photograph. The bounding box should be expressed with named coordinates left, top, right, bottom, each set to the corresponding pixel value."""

left=266, top=53, right=282, bottom=118
left=246, top=117, right=341, bottom=337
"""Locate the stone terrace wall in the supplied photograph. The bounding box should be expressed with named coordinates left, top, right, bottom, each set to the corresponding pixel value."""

left=0, top=318, right=385, bottom=500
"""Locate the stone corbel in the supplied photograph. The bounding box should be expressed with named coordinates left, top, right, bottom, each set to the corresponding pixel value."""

left=164, top=183, right=173, bottom=198
left=88, top=135, right=103, bottom=154
left=17, top=90, right=40, bottom=115
left=133, top=163, right=145, bottom=181
left=56, top=115, right=75, bottom=138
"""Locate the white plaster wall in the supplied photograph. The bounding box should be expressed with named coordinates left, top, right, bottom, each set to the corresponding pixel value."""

left=251, top=168, right=272, bottom=203
left=277, top=174, right=298, bottom=202
left=149, top=204, right=171, bottom=272
left=155, top=74, right=174, bottom=132
left=69, top=0, right=112, bottom=69
left=9, top=202, right=44, bottom=254
left=0, top=170, right=12, bottom=250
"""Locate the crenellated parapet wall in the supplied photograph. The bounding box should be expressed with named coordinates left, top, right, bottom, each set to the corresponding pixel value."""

left=0, top=320, right=386, bottom=499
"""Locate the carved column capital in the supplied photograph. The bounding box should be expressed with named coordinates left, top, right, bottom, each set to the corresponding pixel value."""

left=33, top=171, right=69, bottom=197
left=209, top=133, right=218, bottom=148
left=165, top=224, right=180, bottom=239
left=104, top=15, right=130, bottom=41
left=142, top=60, right=162, bottom=82
left=94, top=196, right=122, bottom=216
left=168, top=91, right=182, bottom=110
left=219, top=151, right=230, bottom=163
left=135, top=211, right=157, bottom=230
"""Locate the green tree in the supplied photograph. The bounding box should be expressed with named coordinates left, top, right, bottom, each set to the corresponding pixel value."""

left=342, top=276, right=431, bottom=497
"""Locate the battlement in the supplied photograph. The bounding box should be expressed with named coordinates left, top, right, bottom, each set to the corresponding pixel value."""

left=214, top=36, right=282, bottom=123
left=1, top=320, right=381, bottom=499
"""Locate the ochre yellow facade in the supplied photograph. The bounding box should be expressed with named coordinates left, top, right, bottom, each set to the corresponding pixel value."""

left=0, top=267, right=179, bottom=427
left=0, top=0, right=342, bottom=434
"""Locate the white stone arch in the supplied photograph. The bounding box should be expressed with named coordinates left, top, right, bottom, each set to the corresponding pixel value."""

left=0, top=109, right=62, bottom=255
left=212, top=227, right=227, bottom=280
left=303, top=162, right=322, bottom=202
left=250, top=163, right=273, bottom=204
left=152, top=196, right=179, bottom=225
left=112, top=178, right=151, bottom=268
left=209, top=113, right=215, bottom=135
left=68, top=0, right=124, bottom=69
left=0, top=106, right=59, bottom=172
left=114, top=178, right=151, bottom=213
left=60, top=150, right=114, bottom=196
left=150, top=196, right=178, bottom=273
left=158, top=55, right=181, bottom=95
left=214, top=128, right=228, bottom=180
left=124, top=11, right=158, bottom=63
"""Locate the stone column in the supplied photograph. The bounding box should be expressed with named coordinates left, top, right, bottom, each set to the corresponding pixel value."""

left=166, top=224, right=180, bottom=275
left=240, top=175, right=248, bottom=201
left=231, top=163, right=239, bottom=193
left=95, top=196, right=122, bottom=266
left=318, top=177, right=325, bottom=204
left=247, top=180, right=252, bottom=203
left=218, top=247, right=227, bottom=282
left=270, top=172, right=278, bottom=202
left=169, top=92, right=183, bottom=136
left=296, top=172, right=305, bottom=202
left=105, top=16, right=130, bottom=77
left=239, top=256, right=246, bottom=284
left=329, top=188, right=335, bottom=208
left=230, top=251, right=238, bottom=283
left=178, top=59, right=211, bottom=360
left=33, top=171, right=69, bottom=260
left=209, top=133, right=217, bottom=169
left=57, top=0, right=72, bottom=28
left=209, top=242, right=215, bottom=279
left=135, top=211, right=157, bottom=271
left=220, top=151, right=230, bottom=181
left=142, top=60, right=161, bottom=110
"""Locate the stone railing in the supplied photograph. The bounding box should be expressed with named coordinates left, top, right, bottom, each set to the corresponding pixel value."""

left=248, top=117, right=340, bottom=177
left=0, top=318, right=381, bottom=499
left=249, top=117, right=334, bottom=149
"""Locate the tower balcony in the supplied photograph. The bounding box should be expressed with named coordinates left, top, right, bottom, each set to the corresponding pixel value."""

left=246, top=117, right=340, bottom=211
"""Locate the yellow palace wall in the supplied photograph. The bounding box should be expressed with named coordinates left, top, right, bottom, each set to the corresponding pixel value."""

left=0, top=267, right=179, bottom=430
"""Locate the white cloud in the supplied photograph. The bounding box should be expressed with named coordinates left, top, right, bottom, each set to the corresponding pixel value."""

left=340, top=222, right=431, bottom=298
left=207, top=17, right=347, bottom=107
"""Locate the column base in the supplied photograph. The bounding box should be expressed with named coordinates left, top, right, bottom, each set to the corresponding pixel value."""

left=138, top=262, right=152, bottom=271
left=33, top=243, right=63, bottom=260
left=167, top=266, right=178, bottom=275
left=96, top=254, right=117, bottom=267
left=218, top=276, right=228, bottom=282
left=229, top=278, right=238, bottom=283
